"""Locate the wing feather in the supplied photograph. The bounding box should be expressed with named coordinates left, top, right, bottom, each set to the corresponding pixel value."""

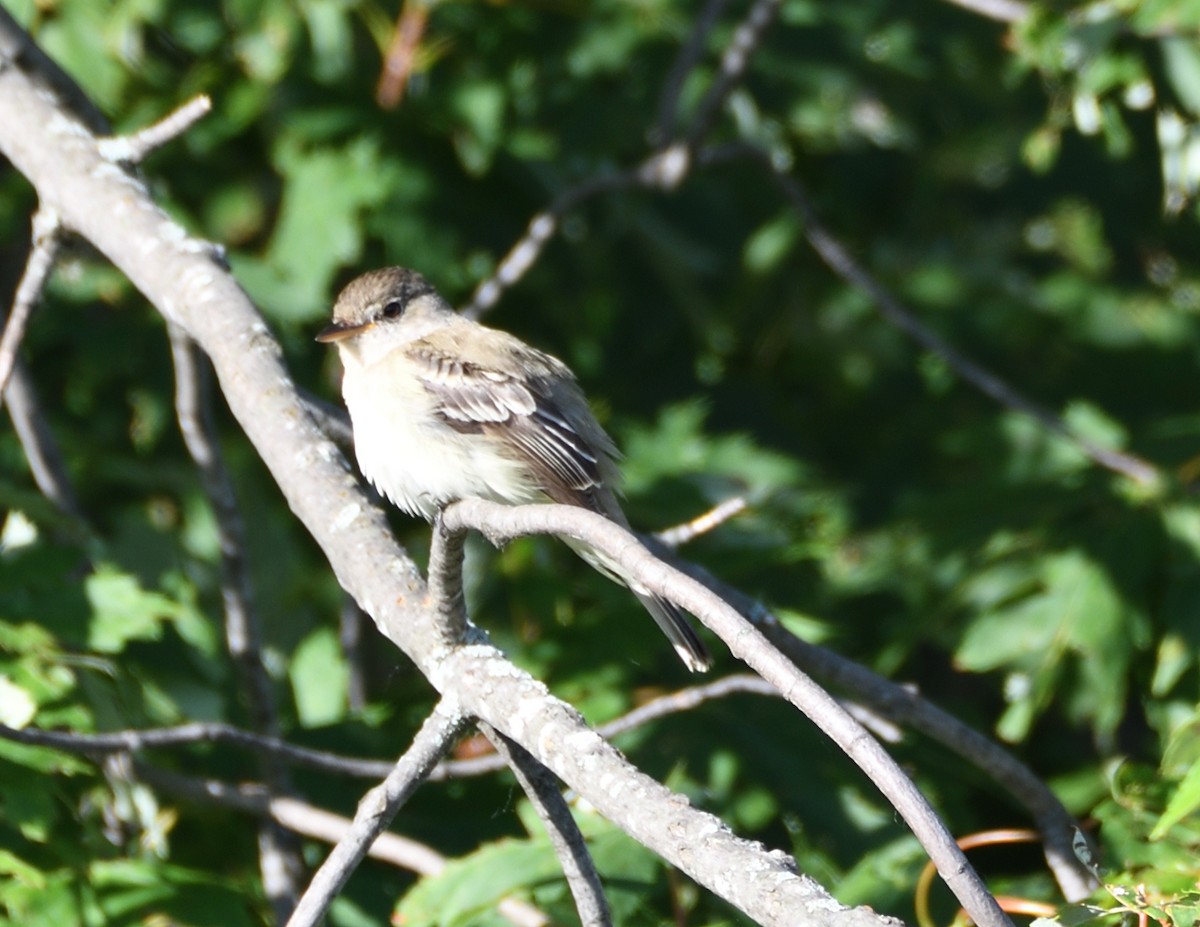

left=412, top=342, right=610, bottom=506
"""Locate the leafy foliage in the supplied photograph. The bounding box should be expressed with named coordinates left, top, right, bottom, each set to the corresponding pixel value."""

left=2, top=0, right=1200, bottom=924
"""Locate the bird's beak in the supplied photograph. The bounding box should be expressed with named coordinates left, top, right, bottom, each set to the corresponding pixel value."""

left=315, top=320, right=372, bottom=343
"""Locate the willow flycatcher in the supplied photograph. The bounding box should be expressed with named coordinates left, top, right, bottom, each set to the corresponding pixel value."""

left=317, top=266, right=712, bottom=672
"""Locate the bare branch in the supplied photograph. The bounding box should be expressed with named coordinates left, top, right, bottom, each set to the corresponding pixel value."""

left=0, top=676, right=779, bottom=783
left=597, top=673, right=775, bottom=740
left=169, top=323, right=303, bottom=919
left=685, top=0, right=784, bottom=147
left=169, top=327, right=280, bottom=739
left=0, top=719, right=393, bottom=779
left=464, top=185, right=615, bottom=319
left=4, top=358, right=85, bottom=523
left=655, top=495, right=748, bottom=548
left=0, top=206, right=61, bottom=398
left=463, top=144, right=701, bottom=319
left=96, top=95, right=212, bottom=164
left=650, top=0, right=734, bottom=145
left=701, top=143, right=1161, bottom=487
left=443, top=497, right=1012, bottom=927
left=287, top=701, right=468, bottom=927
left=481, top=723, right=612, bottom=927
left=464, top=0, right=783, bottom=318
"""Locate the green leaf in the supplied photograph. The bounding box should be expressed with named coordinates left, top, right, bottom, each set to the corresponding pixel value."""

left=451, top=80, right=506, bottom=176
left=1162, top=37, right=1200, bottom=116
left=289, top=626, right=348, bottom=727
left=84, top=568, right=181, bottom=654
left=0, top=849, right=46, bottom=890
left=398, top=812, right=660, bottom=927
left=1151, top=759, right=1200, bottom=840
left=396, top=838, right=561, bottom=927
left=957, top=551, right=1133, bottom=742
left=236, top=138, right=396, bottom=324
left=743, top=214, right=798, bottom=273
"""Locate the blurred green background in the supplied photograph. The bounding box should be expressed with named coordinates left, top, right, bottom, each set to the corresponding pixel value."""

left=2, top=0, right=1199, bottom=924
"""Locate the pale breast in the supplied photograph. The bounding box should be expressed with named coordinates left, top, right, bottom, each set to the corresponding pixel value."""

left=341, top=350, right=539, bottom=520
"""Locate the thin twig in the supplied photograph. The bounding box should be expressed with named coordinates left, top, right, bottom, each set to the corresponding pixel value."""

left=464, top=0, right=779, bottom=318
left=464, top=144, right=702, bottom=319
left=287, top=701, right=469, bottom=927
left=600, top=673, right=775, bottom=739
left=0, top=206, right=61, bottom=398
left=701, top=143, right=1161, bottom=487
left=685, top=0, right=784, bottom=148
left=464, top=174, right=630, bottom=319
left=650, top=0, right=734, bottom=145
left=655, top=495, right=748, bottom=548
left=132, top=760, right=550, bottom=927
left=169, top=324, right=303, bottom=920
left=4, top=358, right=85, bottom=523
left=481, top=723, right=612, bottom=927
left=96, top=95, right=212, bottom=164
left=444, top=497, right=1013, bottom=927
left=0, top=676, right=778, bottom=782
left=0, top=720, right=396, bottom=777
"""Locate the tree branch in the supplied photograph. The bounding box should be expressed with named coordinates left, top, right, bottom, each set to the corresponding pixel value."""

left=442, top=497, right=1012, bottom=927
left=684, top=0, right=784, bottom=147
left=699, top=142, right=1161, bottom=487
left=481, top=723, right=612, bottom=927
left=287, top=701, right=468, bottom=927
left=428, top=510, right=469, bottom=647
left=0, top=673, right=778, bottom=782
left=0, top=206, right=61, bottom=398
left=96, top=95, right=211, bottom=165
left=169, top=323, right=304, bottom=919
left=4, top=357, right=86, bottom=524
left=655, top=495, right=748, bottom=548
left=650, top=546, right=1097, bottom=902
left=650, top=0, right=735, bottom=145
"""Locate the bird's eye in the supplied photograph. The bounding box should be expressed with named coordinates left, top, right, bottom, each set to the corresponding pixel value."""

left=381, top=299, right=405, bottom=319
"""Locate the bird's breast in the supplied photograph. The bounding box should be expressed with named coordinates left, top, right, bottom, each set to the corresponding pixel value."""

left=341, top=353, right=539, bottom=519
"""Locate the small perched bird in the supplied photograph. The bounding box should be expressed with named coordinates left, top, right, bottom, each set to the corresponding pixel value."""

left=317, top=267, right=712, bottom=672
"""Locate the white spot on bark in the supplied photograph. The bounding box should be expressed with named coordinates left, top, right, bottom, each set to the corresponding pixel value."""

left=331, top=503, right=361, bottom=532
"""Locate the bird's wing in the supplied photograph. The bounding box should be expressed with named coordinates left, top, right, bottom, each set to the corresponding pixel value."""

left=412, top=341, right=611, bottom=506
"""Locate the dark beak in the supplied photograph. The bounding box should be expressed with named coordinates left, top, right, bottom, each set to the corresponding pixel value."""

left=315, top=320, right=372, bottom=343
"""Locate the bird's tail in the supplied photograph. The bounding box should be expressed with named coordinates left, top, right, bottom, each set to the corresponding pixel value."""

left=565, top=536, right=713, bottom=673
left=633, top=591, right=713, bottom=673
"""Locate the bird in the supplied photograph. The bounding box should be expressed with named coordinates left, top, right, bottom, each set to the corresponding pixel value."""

left=316, top=266, right=712, bottom=673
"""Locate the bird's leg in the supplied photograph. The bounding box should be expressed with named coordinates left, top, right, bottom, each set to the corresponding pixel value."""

left=427, top=507, right=469, bottom=647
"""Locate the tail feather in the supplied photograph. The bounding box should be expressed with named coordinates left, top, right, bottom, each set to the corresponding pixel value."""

left=635, top=592, right=713, bottom=673
left=563, top=534, right=713, bottom=673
